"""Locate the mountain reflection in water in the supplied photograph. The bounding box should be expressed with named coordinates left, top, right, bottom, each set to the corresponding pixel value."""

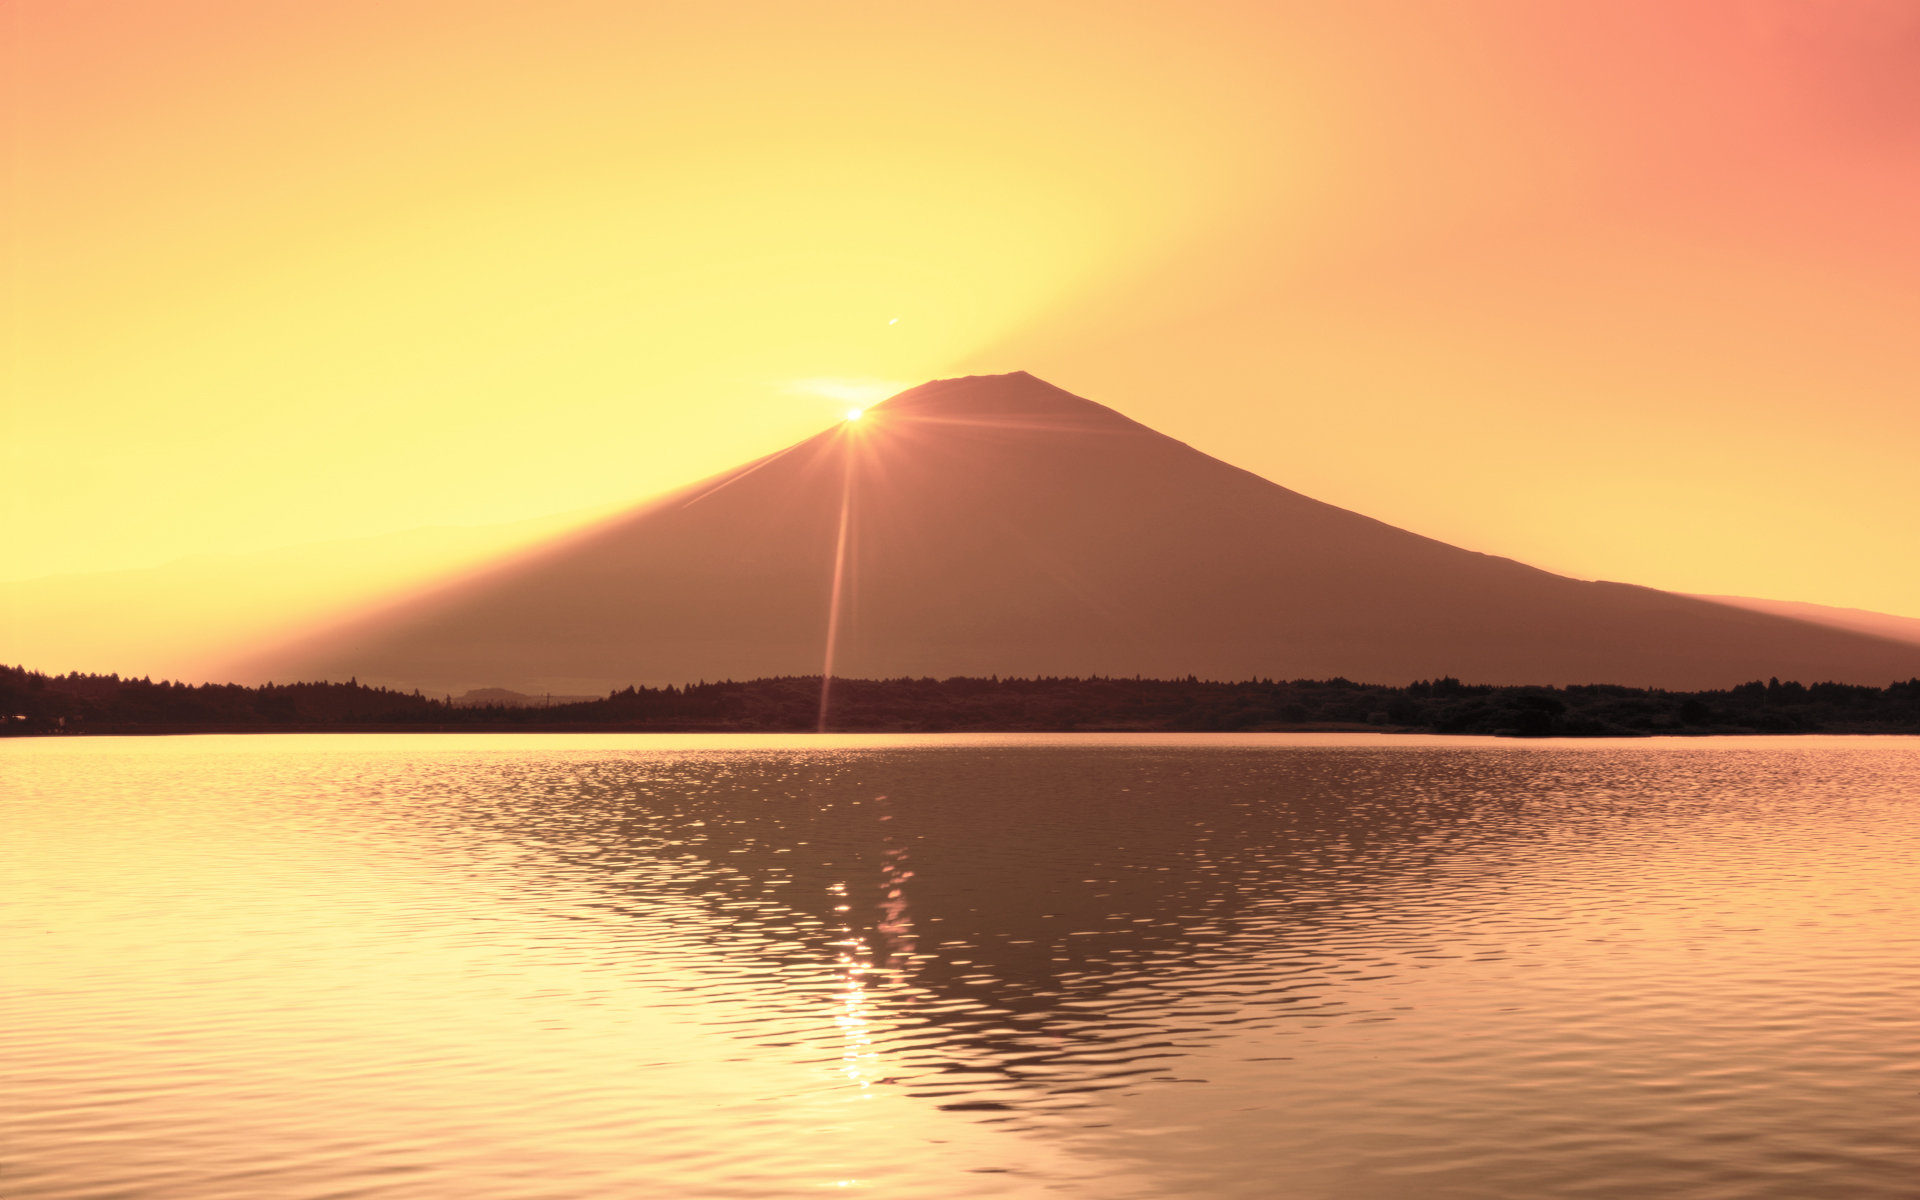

left=5, top=734, right=1918, bottom=1199
left=483, top=748, right=1547, bottom=1110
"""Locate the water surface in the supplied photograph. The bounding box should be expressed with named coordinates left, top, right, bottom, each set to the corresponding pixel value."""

left=5, top=734, right=1917, bottom=1197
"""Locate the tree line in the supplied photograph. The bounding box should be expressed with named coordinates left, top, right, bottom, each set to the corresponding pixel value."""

left=6, top=665, right=1919, bottom=737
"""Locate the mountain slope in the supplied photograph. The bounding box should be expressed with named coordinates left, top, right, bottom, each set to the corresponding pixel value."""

left=248, top=373, right=1920, bottom=693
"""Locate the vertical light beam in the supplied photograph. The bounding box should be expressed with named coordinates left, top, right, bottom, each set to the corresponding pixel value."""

left=817, top=435, right=856, bottom=732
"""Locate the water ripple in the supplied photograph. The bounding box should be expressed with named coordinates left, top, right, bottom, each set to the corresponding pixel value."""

left=4, top=734, right=1918, bottom=1198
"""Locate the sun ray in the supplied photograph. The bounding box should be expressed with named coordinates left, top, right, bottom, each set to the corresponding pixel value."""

left=817, top=432, right=858, bottom=732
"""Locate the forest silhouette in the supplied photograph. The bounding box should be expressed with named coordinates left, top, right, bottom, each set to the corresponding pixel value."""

left=7, top=666, right=1918, bottom=738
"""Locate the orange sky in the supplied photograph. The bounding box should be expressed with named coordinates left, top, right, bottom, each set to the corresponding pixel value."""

left=6, top=1, right=1919, bottom=678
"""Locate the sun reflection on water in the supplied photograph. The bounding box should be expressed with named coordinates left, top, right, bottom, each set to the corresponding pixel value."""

left=829, top=794, right=920, bottom=1095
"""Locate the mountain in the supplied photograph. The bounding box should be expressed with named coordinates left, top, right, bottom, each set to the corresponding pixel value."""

left=246, top=372, right=1920, bottom=694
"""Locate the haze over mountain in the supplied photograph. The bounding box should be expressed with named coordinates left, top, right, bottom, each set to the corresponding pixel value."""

left=0, top=509, right=599, bottom=683
left=247, top=373, right=1920, bottom=695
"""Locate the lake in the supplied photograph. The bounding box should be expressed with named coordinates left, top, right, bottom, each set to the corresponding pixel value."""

left=4, top=733, right=1917, bottom=1198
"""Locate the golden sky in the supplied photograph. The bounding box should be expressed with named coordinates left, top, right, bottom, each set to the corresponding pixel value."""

left=6, top=1, right=1919, bottom=676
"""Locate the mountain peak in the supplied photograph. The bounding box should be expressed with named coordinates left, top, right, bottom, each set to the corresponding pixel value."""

left=876, top=371, right=1137, bottom=426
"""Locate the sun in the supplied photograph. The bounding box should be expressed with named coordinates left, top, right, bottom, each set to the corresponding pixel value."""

left=844, top=408, right=864, bottom=421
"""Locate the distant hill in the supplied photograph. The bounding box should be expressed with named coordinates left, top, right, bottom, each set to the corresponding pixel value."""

left=1693, top=595, right=1920, bottom=649
left=450, top=687, right=598, bottom=708
left=243, top=372, right=1920, bottom=693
